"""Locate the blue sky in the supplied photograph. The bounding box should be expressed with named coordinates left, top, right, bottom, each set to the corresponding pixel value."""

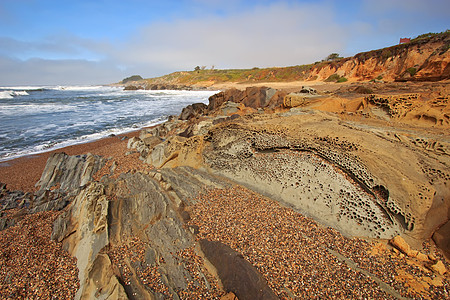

left=0, top=0, right=449, bottom=85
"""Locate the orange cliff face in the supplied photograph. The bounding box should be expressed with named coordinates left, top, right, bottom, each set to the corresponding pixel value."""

left=308, top=32, right=450, bottom=82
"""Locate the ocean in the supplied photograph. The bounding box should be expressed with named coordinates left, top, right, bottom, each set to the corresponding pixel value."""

left=0, top=86, right=217, bottom=161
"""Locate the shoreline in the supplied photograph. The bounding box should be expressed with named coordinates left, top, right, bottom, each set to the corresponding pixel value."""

left=0, top=130, right=140, bottom=193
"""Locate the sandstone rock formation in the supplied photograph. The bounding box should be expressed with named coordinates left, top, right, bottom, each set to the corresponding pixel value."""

left=307, top=32, right=450, bottom=82
left=207, top=87, right=287, bottom=110
left=1, top=81, right=450, bottom=299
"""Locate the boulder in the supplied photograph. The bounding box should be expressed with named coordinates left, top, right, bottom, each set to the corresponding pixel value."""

left=127, top=136, right=142, bottom=149
left=123, top=85, right=143, bottom=90
left=180, top=103, right=208, bottom=120
left=283, top=93, right=308, bottom=108
left=127, top=136, right=149, bottom=157
left=265, top=90, right=288, bottom=109
left=300, top=86, right=317, bottom=94
left=36, top=152, right=105, bottom=193
left=207, top=87, right=281, bottom=111
left=208, top=88, right=244, bottom=111
left=242, top=86, right=269, bottom=109
left=283, top=92, right=321, bottom=108
left=141, top=135, right=163, bottom=148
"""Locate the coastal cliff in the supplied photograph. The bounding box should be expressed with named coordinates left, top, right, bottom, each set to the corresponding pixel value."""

left=308, top=31, right=450, bottom=82
left=1, top=79, right=449, bottom=299
left=122, top=31, right=450, bottom=90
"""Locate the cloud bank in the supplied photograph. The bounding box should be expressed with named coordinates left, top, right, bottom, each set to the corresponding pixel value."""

left=116, top=2, right=347, bottom=72
left=0, top=0, right=448, bottom=85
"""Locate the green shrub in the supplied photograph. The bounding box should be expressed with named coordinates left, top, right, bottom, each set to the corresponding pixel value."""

left=325, top=74, right=341, bottom=82
left=406, top=67, right=417, bottom=76
left=325, top=73, right=347, bottom=83
left=121, top=75, right=143, bottom=84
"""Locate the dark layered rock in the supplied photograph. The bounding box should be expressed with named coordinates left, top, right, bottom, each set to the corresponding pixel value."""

left=147, top=83, right=193, bottom=90
left=208, top=88, right=244, bottom=111
left=208, top=87, right=287, bottom=111
left=123, top=85, right=144, bottom=90
left=36, top=152, right=105, bottom=192
left=38, top=151, right=233, bottom=298
left=179, top=103, right=208, bottom=120
left=1, top=153, right=106, bottom=227
left=199, top=239, right=278, bottom=300
left=0, top=183, right=29, bottom=212
left=0, top=183, right=31, bottom=230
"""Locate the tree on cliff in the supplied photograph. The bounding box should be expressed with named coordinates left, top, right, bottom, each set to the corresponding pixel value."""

left=326, top=53, right=343, bottom=61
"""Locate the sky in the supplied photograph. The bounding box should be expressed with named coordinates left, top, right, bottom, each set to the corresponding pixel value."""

left=0, top=0, right=449, bottom=85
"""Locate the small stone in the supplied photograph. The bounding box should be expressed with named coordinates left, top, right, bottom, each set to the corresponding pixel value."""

left=390, top=235, right=411, bottom=255
left=153, top=173, right=162, bottom=181
left=422, top=276, right=444, bottom=287
left=408, top=249, right=418, bottom=258
left=221, top=292, right=238, bottom=300
left=430, top=260, right=447, bottom=275
left=415, top=252, right=429, bottom=261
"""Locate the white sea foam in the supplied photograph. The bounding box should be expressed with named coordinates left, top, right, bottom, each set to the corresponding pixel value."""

left=0, top=90, right=29, bottom=99
left=0, top=91, right=14, bottom=99
left=0, top=103, right=77, bottom=115
left=52, top=85, right=118, bottom=91
left=0, top=86, right=51, bottom=91
left=0, top=117, right=166, bottom=162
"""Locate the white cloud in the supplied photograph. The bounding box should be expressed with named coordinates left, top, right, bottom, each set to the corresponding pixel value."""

left=0, top=56, right=125, bottom=85
left=0, top=34, right=110, bottom=61
left=112, top=2, right=348, bottom=73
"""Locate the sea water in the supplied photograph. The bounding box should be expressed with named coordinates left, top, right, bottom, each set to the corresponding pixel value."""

left=0, top=86, right=218, bottom=161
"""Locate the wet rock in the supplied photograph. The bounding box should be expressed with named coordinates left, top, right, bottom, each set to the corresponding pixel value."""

left=199, top=239, right=278, bottom=300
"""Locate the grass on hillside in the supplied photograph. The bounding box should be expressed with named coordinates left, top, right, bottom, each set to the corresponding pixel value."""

left=134, top=30, right=449, bottom=85
left=144, top=64, right=314, bottom=85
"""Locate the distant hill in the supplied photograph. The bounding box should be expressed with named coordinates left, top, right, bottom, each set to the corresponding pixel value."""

left=121, top=31, right=450, bottom=89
